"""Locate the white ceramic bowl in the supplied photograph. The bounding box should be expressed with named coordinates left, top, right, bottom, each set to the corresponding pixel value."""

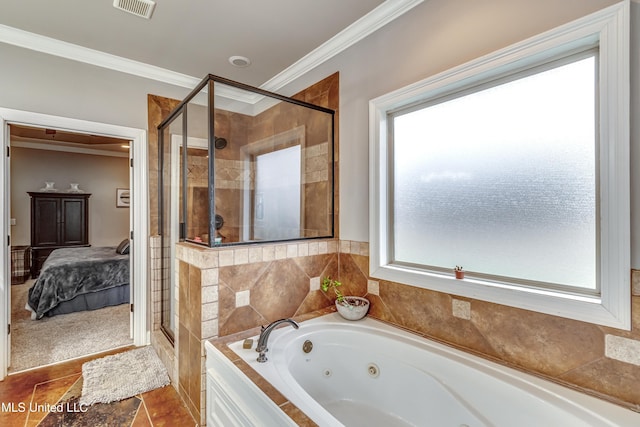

left=335, top=296, right=370, bottom=320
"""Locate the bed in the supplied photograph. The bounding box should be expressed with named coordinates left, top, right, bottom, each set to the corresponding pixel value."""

left=27, top=246, right=130, bottom=320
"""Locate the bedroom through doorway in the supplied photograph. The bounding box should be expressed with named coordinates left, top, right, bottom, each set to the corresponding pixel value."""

left=8, top=124, right=134, bottom=373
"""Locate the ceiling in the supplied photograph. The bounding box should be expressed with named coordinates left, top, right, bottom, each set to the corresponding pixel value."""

left=1, top=0, right=425, bottom=152
left=0, top=0, right=390, bottom=88
left=10, top=124, right=131, bottom=156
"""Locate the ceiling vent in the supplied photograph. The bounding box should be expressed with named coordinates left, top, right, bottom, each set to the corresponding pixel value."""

left=113, top=0, right=156, bottom=19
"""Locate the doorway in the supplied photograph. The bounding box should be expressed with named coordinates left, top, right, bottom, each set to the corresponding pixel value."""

left=0, top=108, right=149, bottom=380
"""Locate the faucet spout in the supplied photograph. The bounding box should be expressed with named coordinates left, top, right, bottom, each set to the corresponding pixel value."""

left=256, top=318, right=299, bottom=363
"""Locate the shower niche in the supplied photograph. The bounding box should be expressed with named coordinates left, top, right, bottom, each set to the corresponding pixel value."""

left=158, top=74, right=335, bottom=249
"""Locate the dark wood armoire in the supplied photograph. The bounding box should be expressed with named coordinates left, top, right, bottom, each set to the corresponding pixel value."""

left=28, top=192, right=91, bottom=277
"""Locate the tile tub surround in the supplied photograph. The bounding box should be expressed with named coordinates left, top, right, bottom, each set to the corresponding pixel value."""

left=342, top=241, right=640, bottom=412
left=172, top=239, right=345, bottom=425
left=174, top=238, right=640, bottom=425
left=206, top=308, right=640, bottom=426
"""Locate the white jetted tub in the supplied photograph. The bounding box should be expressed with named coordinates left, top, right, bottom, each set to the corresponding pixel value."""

left=205, top=313, right=640, bottom=427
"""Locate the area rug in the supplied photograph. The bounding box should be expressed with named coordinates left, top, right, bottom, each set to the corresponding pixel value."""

left=80, top=346, right=170, bottom=406
left=10, top=281, right=133, bottom=373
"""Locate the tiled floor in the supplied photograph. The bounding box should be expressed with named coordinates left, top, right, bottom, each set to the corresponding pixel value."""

left=0, top=347, right=197, bottom=427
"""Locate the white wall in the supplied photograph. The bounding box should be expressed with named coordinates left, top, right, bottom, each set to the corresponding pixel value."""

left=10, top=147, right=130, bottom=247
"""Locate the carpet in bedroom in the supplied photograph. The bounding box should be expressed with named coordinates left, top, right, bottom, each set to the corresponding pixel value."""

left=10, top=281, right=133, bottom=373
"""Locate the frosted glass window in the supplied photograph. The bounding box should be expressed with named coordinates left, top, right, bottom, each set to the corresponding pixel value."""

left=254, top=146, right=301, bottom=240
left=392, top=55, right=597, bottom=292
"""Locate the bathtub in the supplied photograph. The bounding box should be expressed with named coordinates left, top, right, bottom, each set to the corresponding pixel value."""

left=206, top=313, right=640, bottom=427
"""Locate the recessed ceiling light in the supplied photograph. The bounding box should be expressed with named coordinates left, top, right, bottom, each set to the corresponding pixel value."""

left=229, top=56, right=251, bottom=68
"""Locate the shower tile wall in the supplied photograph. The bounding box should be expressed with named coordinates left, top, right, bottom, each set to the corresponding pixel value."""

left=148, top=73, right=341, bottom=424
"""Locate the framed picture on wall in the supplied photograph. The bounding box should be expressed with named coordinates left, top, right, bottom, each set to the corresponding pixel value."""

left=116, top=188, right=130, bottom=208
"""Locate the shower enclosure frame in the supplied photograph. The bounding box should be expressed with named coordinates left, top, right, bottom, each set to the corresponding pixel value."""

left=157, top=74, right=336, bottom=343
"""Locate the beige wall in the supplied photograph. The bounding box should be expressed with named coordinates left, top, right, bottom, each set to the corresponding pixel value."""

left=10, top=146, right=130, bottom=247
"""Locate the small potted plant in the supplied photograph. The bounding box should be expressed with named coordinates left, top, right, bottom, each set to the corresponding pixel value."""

left=454, top=265, right=464, bottom=279
left=321, top=277, right=370, bottom=321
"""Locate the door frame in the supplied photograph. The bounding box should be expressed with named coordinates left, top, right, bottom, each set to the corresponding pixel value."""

left=0, top=107, right=149, bottom=380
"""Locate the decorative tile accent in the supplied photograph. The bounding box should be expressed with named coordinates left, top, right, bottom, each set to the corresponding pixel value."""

left=235, top=290, right=250, bottom=308
left=605, top=335, right=640, bottom=366
left=233, top=248, right=249, bottom=265
left=202, top=268, right=219, bottom=287
left=249, top=247, right=263, bottom=263
left=275, top=245, right=287, bottom=260
left=298, top=243, right=309, bottom=257
left=262, top=245, right=275, bottom=262
left=308, top=242, right=319, bottom=256
left=367, top=280, right=379, bottom=296
left=202, top=319, right=218, bottom=339
left=286, top=244, right=298, bottom=258
left=202, top=285, right=218, bottom=304
left=452, top=299, right=471, bottom=320
left=202, top=302, right=218, bottom=321
left=310, top=277, right=320, bottom=291
left=218, top=250, right=234, bottom=267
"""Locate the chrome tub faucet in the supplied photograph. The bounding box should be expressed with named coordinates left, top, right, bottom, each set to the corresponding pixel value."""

left=256, top=318, right=299, bottom=363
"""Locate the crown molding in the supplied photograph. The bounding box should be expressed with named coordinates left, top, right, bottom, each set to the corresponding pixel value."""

left=0, top=24, right=200, bottom=89
left=0, top=0, right=424, bottom=92
left=261, top=0, right=424, bottom=92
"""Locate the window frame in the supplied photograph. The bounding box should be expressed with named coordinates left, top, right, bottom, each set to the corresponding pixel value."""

left=369, top=2, right=630, bottom=329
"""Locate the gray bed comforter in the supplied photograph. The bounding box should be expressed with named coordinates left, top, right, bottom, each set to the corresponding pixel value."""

left=28, top=247, right=129, bottom=319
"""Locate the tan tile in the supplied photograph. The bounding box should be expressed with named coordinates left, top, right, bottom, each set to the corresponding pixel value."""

left=294, top=253, right=336, bottom=279
left=188, top=334, right=201, bottom=409
left=280, top=402, right=318, bottom=427
left=217, top=282, right=237, bottom=328
left=295, top=290, right=333, bottom=316
left=338, top=254, right=367, bottom=297
left=560, top=357, right=640, bottom=407
left=472, top=300, right=604, bottom=377
left=251, top=259, right=308, bottom=322
left=219, top=306, right=266, bottom=336
left=366, top=293, right=396, bottom=324
left=131, top=404, right=153, bottom=427
left=632, top=269, right=640, bottom=296
left=379, top=281, right=495, bottom=356
left=28, top=374, right=82, bottom=424
left=219, top=262, right=269, bottom=292
left=142, top=380, right=196, bottom=426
